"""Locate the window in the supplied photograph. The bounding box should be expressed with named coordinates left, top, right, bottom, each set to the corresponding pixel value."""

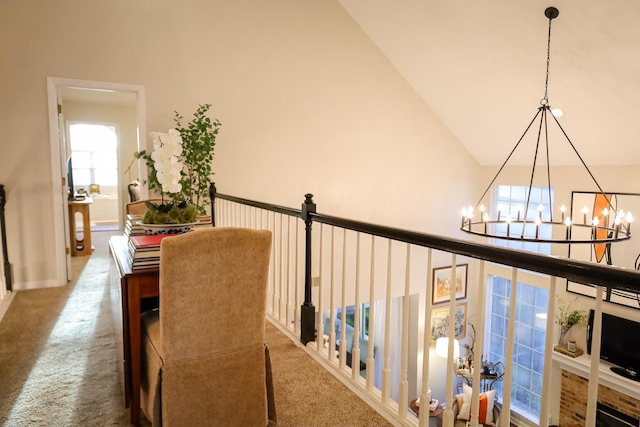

left=494, top=185, right=554, bottom=254
left=335, top=302, right=370, bottom=337
left=487, top=278, right=549, bottom=422
left=68, top=123, right=118, bottom=188
left=485, top=185, right=552, bottom=424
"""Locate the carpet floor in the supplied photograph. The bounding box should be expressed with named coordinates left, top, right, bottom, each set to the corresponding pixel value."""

left=0, top=230, right=391, bottom=426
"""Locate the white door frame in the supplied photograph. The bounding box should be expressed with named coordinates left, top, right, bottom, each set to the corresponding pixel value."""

left=47, top=77, right=146, bottom=284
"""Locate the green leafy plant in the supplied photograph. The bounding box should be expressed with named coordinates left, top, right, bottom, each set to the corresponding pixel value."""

left=174, top=104, right=221, bottom=214
left=135, top=104, right=222, bottom=216
left=555, top=295, right=587, bottom=345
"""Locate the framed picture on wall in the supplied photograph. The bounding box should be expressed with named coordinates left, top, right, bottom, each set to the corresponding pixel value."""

left=566, top=191, right=640, bottom=309
left=432, top=264, right=468, bottom=305
left=431, top=303, right=467, bottom=341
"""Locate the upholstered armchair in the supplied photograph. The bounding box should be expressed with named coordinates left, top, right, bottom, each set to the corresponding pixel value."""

left=124, top=199, right=164, bottom=217
left=139, top=228, right=275, bottom=426
left=128, top=179, right=141, bottom=202
left=451, top=384, right=501, bottom=427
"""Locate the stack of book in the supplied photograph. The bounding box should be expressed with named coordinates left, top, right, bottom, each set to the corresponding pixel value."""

left=127, top=234, right=176, bottom=270
left=124, top=214, right=145, bottom=237
left=193, top=215, right=213, bottom=230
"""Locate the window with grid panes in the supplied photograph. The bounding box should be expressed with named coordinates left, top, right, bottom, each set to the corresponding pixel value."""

left=485, top=185, right=551, bottom=424
left=69, top=123, right=118, bottom=188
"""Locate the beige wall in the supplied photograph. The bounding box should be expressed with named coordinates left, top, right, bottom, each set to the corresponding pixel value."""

left=0, top=1, right=479, bottom=288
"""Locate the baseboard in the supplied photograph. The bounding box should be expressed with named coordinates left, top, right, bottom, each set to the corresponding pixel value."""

left=0, top=291, right=15, bottom=323
left=12, top=279, right=65, bottom=291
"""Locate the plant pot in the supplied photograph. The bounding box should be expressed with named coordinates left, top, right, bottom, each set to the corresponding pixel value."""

left=141, top=222, right=196, bottom=235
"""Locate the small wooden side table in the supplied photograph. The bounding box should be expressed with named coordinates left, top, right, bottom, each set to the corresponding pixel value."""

left=410, top=399, right=443, bottom=427
left=68, top=198, right=93, bottom=256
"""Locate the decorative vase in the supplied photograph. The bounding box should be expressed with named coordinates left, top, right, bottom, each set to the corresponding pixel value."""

left=141, top=222, right=196, bottom=235
left=558, top=326, right=570, bottom=347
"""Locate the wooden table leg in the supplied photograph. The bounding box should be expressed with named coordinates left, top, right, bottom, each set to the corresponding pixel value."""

left=128, top=280, right=142, bottom=426
left=121, top=278, right=131, bottom=409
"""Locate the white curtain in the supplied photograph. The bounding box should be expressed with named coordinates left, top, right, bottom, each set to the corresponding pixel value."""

left=373, top=297, right=403, bottom=402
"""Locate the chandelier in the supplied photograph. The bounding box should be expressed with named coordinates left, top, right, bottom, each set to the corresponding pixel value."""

left=461, top=7, right=632, bottom=244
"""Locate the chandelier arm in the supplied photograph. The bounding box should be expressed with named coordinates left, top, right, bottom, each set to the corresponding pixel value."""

left=544, top=109, right=553, bottom=221
left=522, top=107, right=546, bottom=236
left=473, top=109, right=543, bottom=210
left=548, top=112, right=618, bottom=215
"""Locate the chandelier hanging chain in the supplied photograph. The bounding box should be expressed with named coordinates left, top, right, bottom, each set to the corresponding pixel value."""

left=541, top=9, right=554, bottom=106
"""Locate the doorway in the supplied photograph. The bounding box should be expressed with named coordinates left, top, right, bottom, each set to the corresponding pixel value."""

left=47, top=77, right=146, bottom=283
left=67, top=122, right=120, bottom=231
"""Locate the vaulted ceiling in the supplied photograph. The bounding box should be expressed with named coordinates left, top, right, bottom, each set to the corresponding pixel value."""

left=339, top=1, right=640, bottom=166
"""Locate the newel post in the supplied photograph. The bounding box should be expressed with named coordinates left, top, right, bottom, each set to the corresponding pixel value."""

left=0, top=185, right=12, bottom=291
left=209, top=182, right=217, bottom=227
left=300, top=193, right=316, bottom=345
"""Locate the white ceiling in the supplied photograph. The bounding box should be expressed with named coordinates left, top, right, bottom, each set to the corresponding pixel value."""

left=338, top=0, right=640, bottom=166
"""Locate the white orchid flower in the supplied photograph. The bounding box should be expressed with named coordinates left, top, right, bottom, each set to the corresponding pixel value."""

left=147, top=129, right=187, bottom=196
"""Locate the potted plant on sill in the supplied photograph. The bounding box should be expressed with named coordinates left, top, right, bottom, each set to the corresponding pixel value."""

left=135, top=104, right=222, bottom=229
left=555, top=295, right=587, bottom=348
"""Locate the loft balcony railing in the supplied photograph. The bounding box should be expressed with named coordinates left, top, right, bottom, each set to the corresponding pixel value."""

left=209, top=183, right=640, bottom=427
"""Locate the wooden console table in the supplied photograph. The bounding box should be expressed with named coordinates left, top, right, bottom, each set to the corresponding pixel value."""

left=68, top=198, right=93, bottom=256
left=109, top=235, right=159, bottom=426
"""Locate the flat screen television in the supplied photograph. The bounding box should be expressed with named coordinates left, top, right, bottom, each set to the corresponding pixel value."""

left=587, top=309, right=640, bottom=382
left=67, top=156, right=75, bottom=200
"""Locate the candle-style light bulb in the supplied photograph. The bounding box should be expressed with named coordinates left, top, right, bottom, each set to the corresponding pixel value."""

left=614, top=215, right=622, bottom=238
left=582, top=206, right=589, bottom=224
left=560, top=204, right=566, bottom=221
left=592, top=217, right=599, bottom=227
left=535, top=216, right=541, bottom=238
left=565, top=216, right=572, bottom=239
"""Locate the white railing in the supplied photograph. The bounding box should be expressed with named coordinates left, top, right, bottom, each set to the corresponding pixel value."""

left=212, top=192, right=640, bottom=427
